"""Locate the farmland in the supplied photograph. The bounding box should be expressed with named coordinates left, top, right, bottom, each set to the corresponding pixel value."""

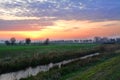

left=21, top=44, right=120, bottom=80
left=0, top=44, right=99, bottom=74
left=0, top=44, right=98, bottom=59
left=63, top=50, right=120, bottom=80
left=0, top=43, right=120, bottom=80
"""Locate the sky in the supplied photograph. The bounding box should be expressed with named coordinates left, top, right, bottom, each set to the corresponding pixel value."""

left=0, top=0, right=120, bottom=40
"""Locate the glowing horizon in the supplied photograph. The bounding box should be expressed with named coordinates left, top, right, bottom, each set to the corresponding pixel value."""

left=0, top=0, right=120, bottom=40
left=0, top=20, right=120, bottom=40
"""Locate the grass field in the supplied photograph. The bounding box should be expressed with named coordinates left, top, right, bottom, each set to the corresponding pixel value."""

left=64, top=51, right=120, bottom=80
left=0, top=44, right=98, bottom=59
left=0, top=43, right=120, bottom=79
left=21, top=48, right=120, bottom=80
left=0, top=44, right=100, bottom=74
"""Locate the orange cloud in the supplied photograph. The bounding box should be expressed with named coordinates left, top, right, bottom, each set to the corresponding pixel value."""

left=0, top=20, right=120, bottom=40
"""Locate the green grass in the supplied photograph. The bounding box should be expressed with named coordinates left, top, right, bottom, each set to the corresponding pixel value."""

left=21, top=49, right=120, bottom=80
left=0, top=44, right=99, bottom=74
left=0, top=44, right=119, bottom=75
left=0, top=44, right=98, bottom=59
left=63, top=51, right=120, bottom=80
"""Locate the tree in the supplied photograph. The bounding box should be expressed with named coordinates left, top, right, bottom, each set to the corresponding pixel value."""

left=25, top=38, right=31, bottom=45
left=10, top=37, right=16, bottom=45
left=44, top=38, right=49, bottom=45
left=5, top=40, right=10, bottom=45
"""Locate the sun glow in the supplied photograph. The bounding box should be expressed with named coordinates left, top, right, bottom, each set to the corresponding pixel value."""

left=0, top=31, right=43, bottom=40
left=0, top=20, right=120, bottom=40
left=19, top=31, right=42, bottom=39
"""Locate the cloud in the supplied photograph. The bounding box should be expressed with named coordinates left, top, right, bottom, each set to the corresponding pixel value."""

left=0, top=19, right=54, bottom=31
left=103, top=22, right=120, bottom=27
left=0, top=19, right=120, bottom=39
left=0, top=0, right=120, bottom=31
left=0, top=14, right=40, bottom=20
left=1, top=0, right=119, bottom=21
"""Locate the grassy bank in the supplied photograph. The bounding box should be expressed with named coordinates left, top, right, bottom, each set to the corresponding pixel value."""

left=21, top=44, right=120, bottom=80
left=0, top=44, right=99, bottom=74
left=64, top=50, right=120, bottom=80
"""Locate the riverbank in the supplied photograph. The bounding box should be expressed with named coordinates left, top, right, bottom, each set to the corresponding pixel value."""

left=0, top=44, right=119, bottom=80
left=0, top=53, right=100, bottom=80
left=0, top=44, right=99, bottom=74
left=63, top=50, right=120, bottom=80
left=21, top=47, right=120, bottom=80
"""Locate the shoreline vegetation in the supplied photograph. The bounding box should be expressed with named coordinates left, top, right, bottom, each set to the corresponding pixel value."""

left=0, top=44, right=99, bottom=74
left=0, top=44, right=120, bottom=79
left=21, top=44, right=120, bottom=80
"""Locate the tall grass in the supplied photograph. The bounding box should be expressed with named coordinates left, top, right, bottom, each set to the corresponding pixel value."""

left=21, top=45, right=120, bottom=80
left=21, top=44, right=120, bottom=80
left=66, top=52, right=120, bottom=80
left=0, top=44, right=120, bottom=74
left=0, top=44, right=99, bottom=74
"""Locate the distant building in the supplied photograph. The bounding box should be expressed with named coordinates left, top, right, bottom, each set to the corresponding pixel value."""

left=101, top=37, right=109, bottom=43
left=94, top=37, right=102, bottom=43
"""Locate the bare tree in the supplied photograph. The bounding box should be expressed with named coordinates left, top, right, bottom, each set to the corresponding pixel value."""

left=44, top=38, right=49, bottom=45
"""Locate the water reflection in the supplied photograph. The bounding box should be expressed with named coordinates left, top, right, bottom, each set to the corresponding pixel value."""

left=0, top=53, right=99, bottom=80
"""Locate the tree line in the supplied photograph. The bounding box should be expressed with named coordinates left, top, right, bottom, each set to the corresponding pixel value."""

left=4, top=38, right=49, bottom=45
left=5, top=38, right=31, bottom=45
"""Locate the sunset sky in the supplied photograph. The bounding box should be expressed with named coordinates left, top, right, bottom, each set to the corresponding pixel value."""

left=0, top=0, right=120, bottom=40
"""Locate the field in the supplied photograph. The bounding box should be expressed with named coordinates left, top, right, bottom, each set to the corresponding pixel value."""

left=0, top=44, right=98, bottom=59
left=63, top=51, right=120, bottom=80
left=21, top=45, right=120, bottom=80
left=0, top=44, right=99, bottom=74
left=0, top=43, right=120, bottom=80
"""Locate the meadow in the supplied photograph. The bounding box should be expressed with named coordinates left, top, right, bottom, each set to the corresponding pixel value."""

left=0, top=44, right=98, bottom=59
left=63, top=50, right=120, bottom=80
left=21, top=44, right=120, bottom=80
left=0, top=43, right=120, bottom=80
left=0, top=44, right=99, bottom=74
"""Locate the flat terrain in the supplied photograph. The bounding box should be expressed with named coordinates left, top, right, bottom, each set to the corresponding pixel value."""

left=0, top=44, right=120, bottom=80
left=0, top=44, right=99, bottom=74
left=63, top=50, right=120, bottom=80
left=0, top=44, right=98, bottom=59
left=21, top=48, right=120, bottom=80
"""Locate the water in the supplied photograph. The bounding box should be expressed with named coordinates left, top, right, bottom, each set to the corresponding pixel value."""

left=0, top=53, right=100, bottom=80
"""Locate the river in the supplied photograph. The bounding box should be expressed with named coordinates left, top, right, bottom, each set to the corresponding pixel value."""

left=0, top=53, right=100, bottom=80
